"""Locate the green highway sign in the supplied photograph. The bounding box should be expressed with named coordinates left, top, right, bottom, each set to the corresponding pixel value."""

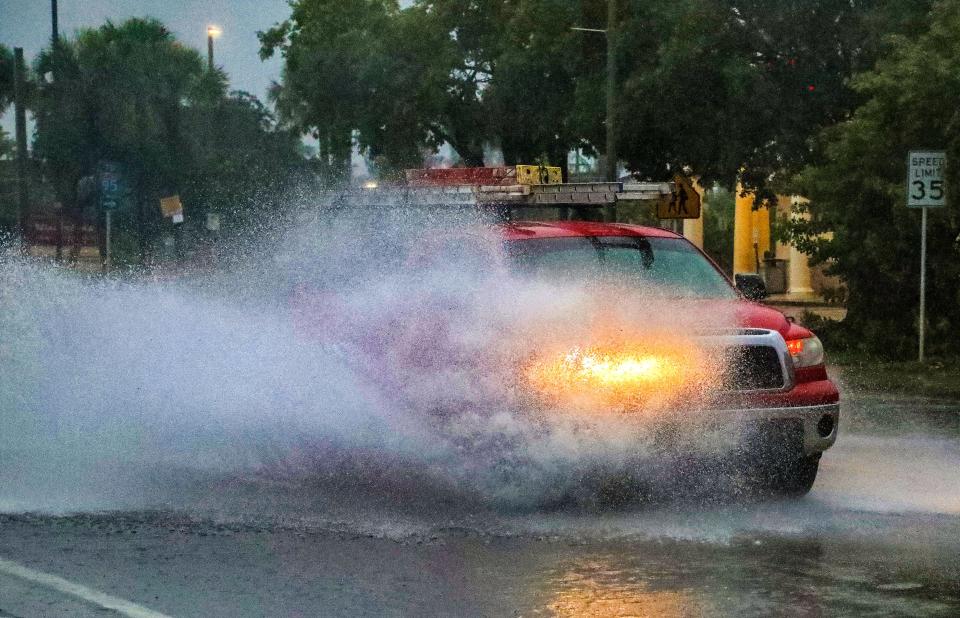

left=98, top=161, right=123, bottom=210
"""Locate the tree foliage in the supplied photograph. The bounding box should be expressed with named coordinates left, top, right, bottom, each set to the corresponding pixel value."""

left=255, top=0, right=957, bottom=355
left=181, top=91, right=305, bottom=230
left=260, top=0, right=583, bottom=176
left=615, top=0, right=933, bottom=193
left=33, top=19, right=212, bottom=218
left=261, top=0, right=931, bottom=189
left=0, top=44, right=14, bottom=111
left=788, top=1, right=960, bottom=357
left=260, top=1, right=403, bottom=179
left=31, top=18, right=304, bottom=263
left=485, top=0, right=581, bottom=169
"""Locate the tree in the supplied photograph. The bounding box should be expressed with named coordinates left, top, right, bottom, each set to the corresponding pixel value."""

left=0, top=127, right=13, bottom=160
left=261, top=0, right=587, bottom=175
left=353, top=4, right=455, bottom=175
left=261, top=0, right=936, bottom=192
left=260, top=1, right=403, bottom=181
left=0, top=45, right=16, bottom=161
left=411, top=0, right=511, bottom=166
left=33, top=18, right=305, bottom=265
left=181, top=91, right=305, bottom=231
left=260, top=0, right=498, bottom=175
left=0, top=45, right=23, bottom=236
left=614, top=0, right=933, bottom=194
left=0, top=44, right=14, bottom=111
left=787, top=1, right=960, bottom=357
left=484, top=0, right=581, bottom=171
left=32, top=18, right=211, bottom=260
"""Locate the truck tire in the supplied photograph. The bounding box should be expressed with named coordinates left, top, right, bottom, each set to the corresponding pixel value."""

left=766, top=454, right=820, bottom=497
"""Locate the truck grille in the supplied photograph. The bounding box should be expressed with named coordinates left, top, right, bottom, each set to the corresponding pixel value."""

left=723, top=345, right=787, bottom=391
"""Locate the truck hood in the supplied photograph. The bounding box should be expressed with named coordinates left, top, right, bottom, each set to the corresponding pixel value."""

left=732, top=300, right=812, bottom=340
left=678, top=298, right=809, bottom=341
left=734, top=301, right=791, bottom=336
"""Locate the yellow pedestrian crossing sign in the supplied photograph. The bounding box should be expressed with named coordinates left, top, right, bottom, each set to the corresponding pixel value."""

left=657, top=174, right=701, bottom=219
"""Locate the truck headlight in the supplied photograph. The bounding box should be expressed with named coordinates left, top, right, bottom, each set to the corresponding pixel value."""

left=786, top=335, right=824, bottom=368
left=523, top=341, right=715, bottom=411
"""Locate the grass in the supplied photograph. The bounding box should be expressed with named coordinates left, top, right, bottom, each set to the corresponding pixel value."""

left=829, top=353, right=960, bottom=400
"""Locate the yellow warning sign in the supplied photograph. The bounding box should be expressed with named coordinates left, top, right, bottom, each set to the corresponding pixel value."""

left=657, top=175, right=701, bottom=219
left=159, top=195, right=183, bottom=218
left=515, top=165, right=562, bottom=185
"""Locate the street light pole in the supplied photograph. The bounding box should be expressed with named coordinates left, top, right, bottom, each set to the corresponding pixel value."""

left=207, top=25, right=221, bottom=71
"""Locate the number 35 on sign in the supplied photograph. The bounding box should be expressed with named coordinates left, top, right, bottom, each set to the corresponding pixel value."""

left=907, top=150, right=946, bottom=208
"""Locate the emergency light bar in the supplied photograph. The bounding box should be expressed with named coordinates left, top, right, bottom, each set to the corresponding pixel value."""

left=405, top=165, right=562, bottom=187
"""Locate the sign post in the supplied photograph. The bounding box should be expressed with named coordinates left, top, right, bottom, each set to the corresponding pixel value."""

left=907, top=150, right=947, bottom=361
left=98, top=161, right=123, bottom=272
left=159, top=195, right=185, bottom=264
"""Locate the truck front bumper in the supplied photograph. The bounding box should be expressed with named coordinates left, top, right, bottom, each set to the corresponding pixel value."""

left=702, top=402, right=840, bottom=456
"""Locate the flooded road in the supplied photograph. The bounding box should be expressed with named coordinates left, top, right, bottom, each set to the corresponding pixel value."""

left=0, top=392, right=957, bottom=617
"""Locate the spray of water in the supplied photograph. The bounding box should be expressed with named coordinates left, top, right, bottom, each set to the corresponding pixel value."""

left=0, top=204, right=756, bottom=514
left=3, top=200, right=960, bottom=551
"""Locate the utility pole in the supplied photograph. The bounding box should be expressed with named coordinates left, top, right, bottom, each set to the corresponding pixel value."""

left=605, top=0, right=618, bottom=185
left=52, top=0, right=66, bottom=260
left=603, top=0, right=618, bottom=222
left=13, top=48, right=29, bottom=249
left=572, top=0, right=619, bottom=221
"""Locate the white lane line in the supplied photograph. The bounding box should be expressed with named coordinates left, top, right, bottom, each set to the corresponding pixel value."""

left=0, top=556, right=173, bottom=618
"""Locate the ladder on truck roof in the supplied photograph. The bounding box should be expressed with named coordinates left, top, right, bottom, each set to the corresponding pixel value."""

left=319, top=166, right=672, bottom=214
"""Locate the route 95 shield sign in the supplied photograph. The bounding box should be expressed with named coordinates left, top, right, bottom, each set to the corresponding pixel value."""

left=907, top=150, right=946, bottom=208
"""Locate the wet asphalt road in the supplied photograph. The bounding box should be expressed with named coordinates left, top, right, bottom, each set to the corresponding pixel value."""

left=0, top=392, right=958, bottom=617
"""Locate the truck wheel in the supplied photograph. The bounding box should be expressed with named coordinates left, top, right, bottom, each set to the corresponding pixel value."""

left=594, top=472, right=647, bottom=508
left=766, top=454, right=820, bottom=497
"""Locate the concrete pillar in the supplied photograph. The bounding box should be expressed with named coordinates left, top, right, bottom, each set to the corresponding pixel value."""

left=682, top=178, right=705, bottom=250
left=788, top=196, right=815, bottom=296
left=733, top=182, right=755, bottom=273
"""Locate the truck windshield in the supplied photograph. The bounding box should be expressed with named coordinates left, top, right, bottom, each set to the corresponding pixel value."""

left=507, top=236, right=736, bottom=299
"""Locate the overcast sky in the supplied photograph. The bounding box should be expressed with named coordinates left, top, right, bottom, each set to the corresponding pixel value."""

left=1, top=0, right=293, bottom=132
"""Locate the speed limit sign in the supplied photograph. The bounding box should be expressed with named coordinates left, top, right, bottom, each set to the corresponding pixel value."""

left=907, top=150, right=947, bottom=363
left=907, top=150, right=946, bottom=208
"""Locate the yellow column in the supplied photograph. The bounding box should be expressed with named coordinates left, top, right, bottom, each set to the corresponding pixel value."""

left=733, top=183, right=755, bottom=274
left=775, top=195, right=792, bottom=260
left=682, top=178, right=705, bottom=250
left=752, top=204, right=771, bottom=260
left=788, top=196, right=814, bottom=296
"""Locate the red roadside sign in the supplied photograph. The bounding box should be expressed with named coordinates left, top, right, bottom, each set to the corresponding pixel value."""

left=24, top=216, right=98, bottom=247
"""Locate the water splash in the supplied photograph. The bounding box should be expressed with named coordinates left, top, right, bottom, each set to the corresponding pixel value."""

left=0, top=207, right=749, bottom=513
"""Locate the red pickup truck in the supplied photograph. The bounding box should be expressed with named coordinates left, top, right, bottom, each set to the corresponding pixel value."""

left=500, top=220, right=839, bottom=496
left=295, top=214, right=839, bottom=499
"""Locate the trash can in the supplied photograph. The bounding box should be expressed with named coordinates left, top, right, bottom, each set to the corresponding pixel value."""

left=761, top=258, right=789, bottom=294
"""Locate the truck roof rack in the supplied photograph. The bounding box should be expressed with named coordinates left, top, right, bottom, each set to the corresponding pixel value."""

left=318, top=166, right=672, bottom=211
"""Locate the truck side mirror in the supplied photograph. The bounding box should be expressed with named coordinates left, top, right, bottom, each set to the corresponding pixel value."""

left=735, top=273, right=768, bottom=300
